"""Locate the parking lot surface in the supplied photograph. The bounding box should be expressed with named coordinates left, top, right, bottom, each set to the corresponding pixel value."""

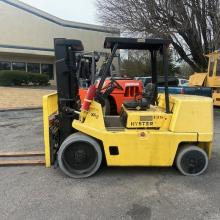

left=0, top=109, right=220, bottom=220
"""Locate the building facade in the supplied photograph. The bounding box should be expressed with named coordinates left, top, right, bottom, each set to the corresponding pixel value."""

left=0, top=0, right=119, bottom=83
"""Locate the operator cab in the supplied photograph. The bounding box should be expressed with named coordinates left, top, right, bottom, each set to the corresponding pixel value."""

left=96, top=37, right=171, bottom=130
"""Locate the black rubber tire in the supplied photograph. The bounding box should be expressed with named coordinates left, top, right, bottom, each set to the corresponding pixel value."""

left=102, top=99, right=110, bottom=115
left=176, top=145, right=208, bottom=176
left=58, top=133, right=102, bottom=178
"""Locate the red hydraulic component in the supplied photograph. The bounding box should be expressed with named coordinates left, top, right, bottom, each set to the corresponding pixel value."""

left=81, top=85, right=97, bottom=111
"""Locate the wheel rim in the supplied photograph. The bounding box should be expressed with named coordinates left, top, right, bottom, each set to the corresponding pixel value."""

left=62, top=141, right=98, bottom=175
left=180, top=150, right=207, bottom=175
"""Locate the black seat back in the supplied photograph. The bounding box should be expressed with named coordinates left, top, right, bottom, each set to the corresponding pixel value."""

left=143, top=83, right=157, bottom=105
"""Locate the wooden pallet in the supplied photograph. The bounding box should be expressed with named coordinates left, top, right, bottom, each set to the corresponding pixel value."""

left=0, top=151, right=44, bottom=157
left=0, top=160, right=45, bottom=166
left=0, top=151, right=45, bottom=166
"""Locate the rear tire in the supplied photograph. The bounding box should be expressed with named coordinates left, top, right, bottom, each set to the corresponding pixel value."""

left=176, top=145, right=208, bottom=176
left=58, top=133, right=102, bottom=178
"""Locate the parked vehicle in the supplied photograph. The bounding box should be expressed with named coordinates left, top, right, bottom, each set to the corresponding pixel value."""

left=135, top=76, right=179, bottom=86
left=178, top=78, right=189, bottom=86
left=78, top=52, right=143, bottom=115
left=134, top=76, right=151, bottom=86
left=182, top=82, right=189, bottom=87
left=136, top=76, right=211, bottom=97
left=189, top=50, right=220, bottom=106
left=158, top=86, right=212, bottom=97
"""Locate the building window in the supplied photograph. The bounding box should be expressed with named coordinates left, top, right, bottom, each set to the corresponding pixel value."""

left=41, top=64, right=54, bottom=80
left=27, top=63, right=40, bottom=73
left=12, top=62, right=26, bottom=71
left=0, top=61, right=11, bottom=70
left=216, top=59, right=220, bottom=76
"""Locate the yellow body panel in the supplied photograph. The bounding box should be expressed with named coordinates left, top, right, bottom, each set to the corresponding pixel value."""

left=206, top=52, right=220, bottom=87
left=124, top=106, right=172, bottom=130
left=189, top=72, right=220, bottom=88
left=43, top=92, right=213, bottom=167
left=42, top=92, right=58, bottom=167
left=189, top=51, right=220, bottom=106
left=74, top=118, right=198, bottom=166
left=207, top=76, right=220, bottom=87
left=189, top=73, right=207, bottom=86
left=83, top=102, right=105, bottom=130
left=73, top=94, right=213, bottom=166
left=169, top=95, right=213, bottom=135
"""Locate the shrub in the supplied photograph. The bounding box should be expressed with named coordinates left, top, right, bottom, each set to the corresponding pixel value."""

left=0, top=70, right=49, bottom=86
left=28, top=73, right=49, bottom=86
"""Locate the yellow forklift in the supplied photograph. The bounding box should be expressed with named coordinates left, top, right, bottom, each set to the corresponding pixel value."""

left=189, top=50, right=220, bottom=106
left=43, top=38, right=213, bottom=178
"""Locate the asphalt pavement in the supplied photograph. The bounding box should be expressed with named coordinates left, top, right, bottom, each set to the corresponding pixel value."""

left=0, top=109, right=219, bottom=220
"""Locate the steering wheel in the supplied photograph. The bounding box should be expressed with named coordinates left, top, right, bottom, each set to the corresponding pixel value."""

left=101, top=78, right=123, bottom=91
left=109, top=78, right=123, bottom=90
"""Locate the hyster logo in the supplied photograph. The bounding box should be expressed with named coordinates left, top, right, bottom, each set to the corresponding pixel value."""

left=131, top=121, right=153, bottom=126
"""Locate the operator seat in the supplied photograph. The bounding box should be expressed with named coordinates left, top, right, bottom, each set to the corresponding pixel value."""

left=123, top=83, right=157, bottom=110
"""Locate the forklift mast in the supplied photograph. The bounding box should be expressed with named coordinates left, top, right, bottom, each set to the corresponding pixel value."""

left=54, top=38, right=84, bottom=144
left=77, top=51, right=100, bottom=85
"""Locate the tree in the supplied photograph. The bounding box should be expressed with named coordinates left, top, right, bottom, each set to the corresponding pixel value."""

left=178, top=62, right=194, bottom=79
left=97, top=0, right=220, bottom=72
left=120, top=50, right=179, bottom=77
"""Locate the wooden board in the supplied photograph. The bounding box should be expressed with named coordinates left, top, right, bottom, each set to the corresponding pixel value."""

left=0, top=160, right=45, bottom=166
left=0, top=151, right=45, bottom=157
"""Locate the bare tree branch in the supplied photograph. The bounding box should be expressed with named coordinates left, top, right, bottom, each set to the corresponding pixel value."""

left=96, top=0, right=220, bottom=71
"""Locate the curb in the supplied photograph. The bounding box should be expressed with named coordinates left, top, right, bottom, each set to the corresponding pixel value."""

left=0, top=107, right=42, bottom=112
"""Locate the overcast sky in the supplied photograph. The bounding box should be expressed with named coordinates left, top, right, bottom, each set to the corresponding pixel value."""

left=20, top=0, right=99, bottom=25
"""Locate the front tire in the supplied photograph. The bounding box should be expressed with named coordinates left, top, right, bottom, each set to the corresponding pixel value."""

left=176, top=145, right=208, bottom=176
left=58, top=133, right=102, bottom=178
